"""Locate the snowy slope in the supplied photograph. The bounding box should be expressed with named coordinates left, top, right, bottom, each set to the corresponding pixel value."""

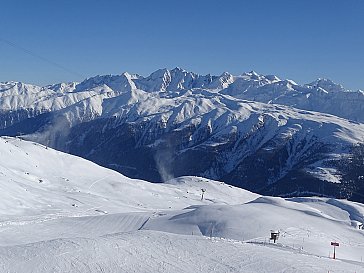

left=0, top=137, right=256, bottom=218
left=1, top=231, right=362, bottom=273
left=0, top=138, right=363, bottom=272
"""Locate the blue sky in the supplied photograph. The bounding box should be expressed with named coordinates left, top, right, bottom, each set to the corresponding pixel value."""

left=1, top=0, right=363, bottom=89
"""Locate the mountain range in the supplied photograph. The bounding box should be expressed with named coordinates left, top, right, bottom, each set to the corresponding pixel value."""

left=1, top=68, right=363, bottom=201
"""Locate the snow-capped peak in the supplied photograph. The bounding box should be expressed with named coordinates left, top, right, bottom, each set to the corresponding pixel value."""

left=0, top=81, right=44, bottom=97
left=241, top=70, right=262, bottom=80
left=238, top=71, right=283, bottom=86
left=306, top=78, right=345, bottom=93
left=135, top=68, right=208, bottom=92
left=208, top=71, right=234, bottom=89
left=46, top=82, right=78, bottom=93
left=265, top=74, right=281, bottom=82
left=170, top=66, right=185, bottom=73
left=75, top=73, right=136, bottom=93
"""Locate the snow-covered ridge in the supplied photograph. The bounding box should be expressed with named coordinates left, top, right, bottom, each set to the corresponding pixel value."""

left=1, top=67, right=363, bottom=124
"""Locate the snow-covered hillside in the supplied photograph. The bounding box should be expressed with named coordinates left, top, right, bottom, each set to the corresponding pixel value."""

left=0, top=137, right=256, bottom=217
left=0, top=137, right=363, bottom=272
left=1, top=68, right=364, bottom=201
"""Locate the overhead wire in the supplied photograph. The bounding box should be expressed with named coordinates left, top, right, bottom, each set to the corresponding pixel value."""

left=0, top=37, right=85, bottom=79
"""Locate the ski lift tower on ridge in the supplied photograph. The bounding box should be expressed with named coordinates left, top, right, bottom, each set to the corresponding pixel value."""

left=270, top=230, right=280, bottom=243
left=201, top=188, right=206, bottom=200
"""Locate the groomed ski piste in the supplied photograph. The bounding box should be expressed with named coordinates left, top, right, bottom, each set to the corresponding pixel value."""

left=0, top=136, right=363, bottom=272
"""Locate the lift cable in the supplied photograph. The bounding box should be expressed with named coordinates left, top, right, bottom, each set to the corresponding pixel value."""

left=0, top=37, right=84, bottom=79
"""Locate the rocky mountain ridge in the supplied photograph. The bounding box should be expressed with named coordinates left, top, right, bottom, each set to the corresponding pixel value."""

left=1, top=68, right=363, bottom=201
